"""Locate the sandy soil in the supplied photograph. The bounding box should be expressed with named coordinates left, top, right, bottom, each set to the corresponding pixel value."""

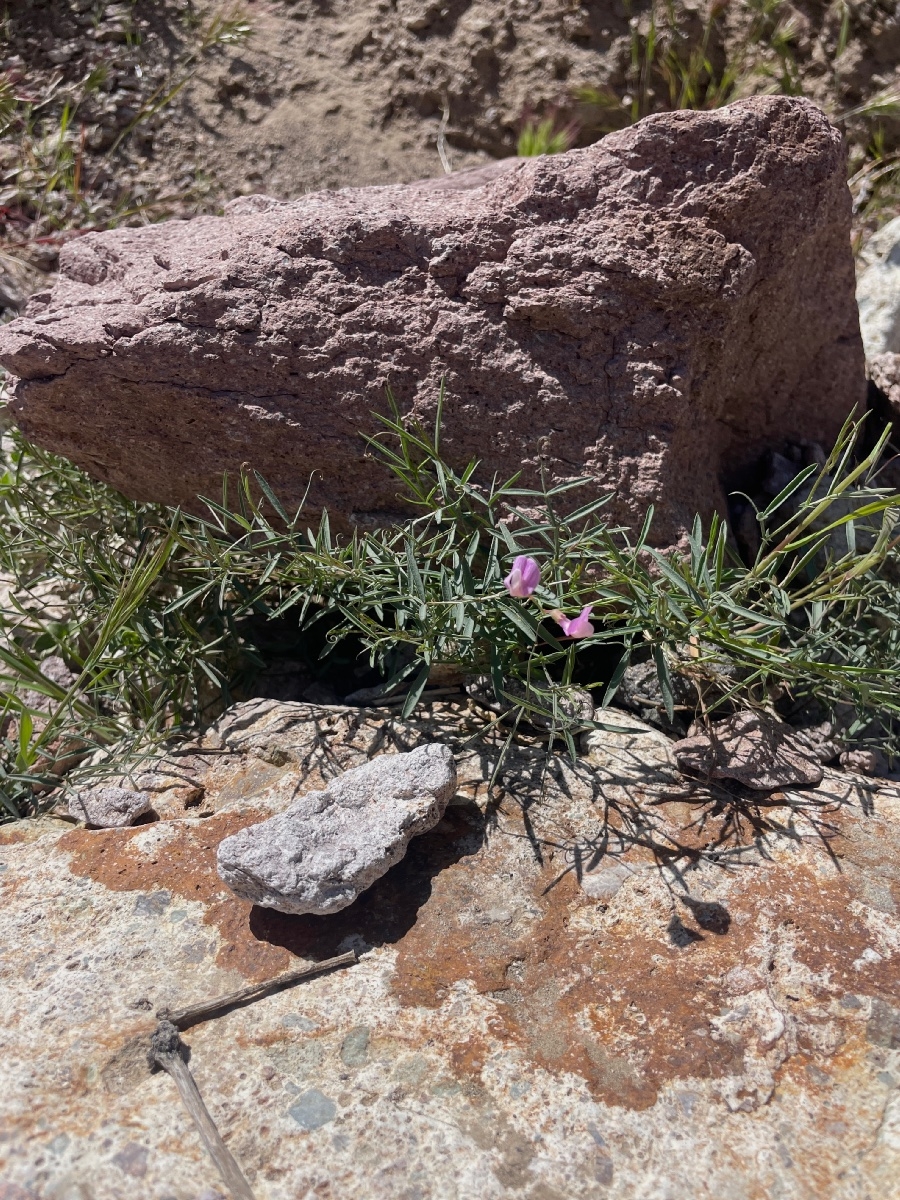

left=2, top=0, right=899, bottom=300
left=164, top=0, right=900, bottom=198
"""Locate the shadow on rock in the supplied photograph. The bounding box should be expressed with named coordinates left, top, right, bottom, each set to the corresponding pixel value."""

left=679, top=896, right=731, bottom=935
left=247, top=800, right=486, bottom=960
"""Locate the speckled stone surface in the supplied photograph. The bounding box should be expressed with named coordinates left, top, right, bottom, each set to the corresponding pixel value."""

left=0, top=97, right=864, bottom=549
left=1, top=699, right=899, bottom=1199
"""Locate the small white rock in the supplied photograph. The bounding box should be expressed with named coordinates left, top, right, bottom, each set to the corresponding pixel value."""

left=216, top=743, right=457, bottom=915
left=857, top=215, right=900, bottom=360
left=65, top=786, right=152, bottom=828
left=580, top=860, right=644, bottom=901
left=581, top=708, right=679, bottom=783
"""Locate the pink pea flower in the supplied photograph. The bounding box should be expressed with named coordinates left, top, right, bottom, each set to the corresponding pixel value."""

left=503, top=555, right=541, bottom=598
left=554, top=605, right=595, bottom=638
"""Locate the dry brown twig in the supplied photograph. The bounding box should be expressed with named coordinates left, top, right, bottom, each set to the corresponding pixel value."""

left=157, top=949, right=357, bottom=1029
left=149, top=1020, right=257, bottom=1200
left=148, top=950, right=358, bottom=1198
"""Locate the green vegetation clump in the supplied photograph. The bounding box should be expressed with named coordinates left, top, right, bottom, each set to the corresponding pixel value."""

left=517, top=111, right=578, bottom=157
left=1, top=393, right=899, bottom=820
left=2, top=4, right=900, bottom=819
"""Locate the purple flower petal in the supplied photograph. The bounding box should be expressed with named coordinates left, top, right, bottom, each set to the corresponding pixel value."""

left=556, top=605, right=594, bottom=638
left=503, top=555, right=541, bottom=598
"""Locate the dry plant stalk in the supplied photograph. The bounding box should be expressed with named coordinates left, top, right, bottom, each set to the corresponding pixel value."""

left=149, top=1020, right=256, bottom=1200
left=158, top=949, right=358, bottom=1029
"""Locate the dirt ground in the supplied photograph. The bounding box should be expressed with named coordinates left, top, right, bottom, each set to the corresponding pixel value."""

left=2, top=0, right=900, bottom=302
left=165, top=0, right=900, bottom=199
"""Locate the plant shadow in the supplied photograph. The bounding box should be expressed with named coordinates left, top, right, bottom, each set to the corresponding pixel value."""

left=494, top=739, right=869, bottom=934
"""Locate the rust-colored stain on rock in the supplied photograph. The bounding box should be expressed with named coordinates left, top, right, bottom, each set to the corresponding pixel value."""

left=59, top=811, right=296, bottom=981
left=56, top=786, right=900, bottom=1112
left=5, top=700, right=899, bottom=1198
left=386, top=801, right=900, bottom=1110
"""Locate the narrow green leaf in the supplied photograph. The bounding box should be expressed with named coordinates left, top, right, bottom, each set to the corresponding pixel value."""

left=498, top=602, right=539, bottom=643
left=635, top=505, right=654, bottom=550
left=498, top=522, right=520, bottom=555
left=17, top=708, right=33, bottom=768
left=652, top=645, right=675, bottom=721
left=401, top=662, right=431, bottom=718
left=756, top=463, right=818, bottom=521
left=600, top=647, right=631, bottom=708
left=562, top=726, right=578, bottom=766
left=406, top=538, right=426, bottom=601
left=253, top=471, right=289, bottom=523
left=489, top=645, right=505, bottom=704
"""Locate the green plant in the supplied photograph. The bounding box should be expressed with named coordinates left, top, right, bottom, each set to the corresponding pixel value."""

left=517, top=112, right=577, bottom=157
left=577, top=0, right=805, bottom=134
left=105, top=4, right=253, bottom=161
left=842, top=85, right=900, bottom=231
left=580, top=0, right=858, bottom=127
left=849, top=129, right=900, bottom=241
left=0, top=422, right=261, bottom=817
left=1, top=390, right=900, bottom=821
left=573, top=0, right=900, bottom=236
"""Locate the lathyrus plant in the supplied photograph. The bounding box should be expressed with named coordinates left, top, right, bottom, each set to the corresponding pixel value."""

left=1, top=387, right=900, bottom=819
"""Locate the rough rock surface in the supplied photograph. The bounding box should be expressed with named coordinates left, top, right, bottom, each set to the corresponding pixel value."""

left=0, top=96, right=864, bottom=547
left=857, top=214, right=900, bottom=361
left=1, top=698, right=899, bottom=1199
left=870, top=350, right=900, bottom=416
left=13, top=654, right=79, bottom=719
left=217, top=742, right=457, bottom=914
left=674, top=710, right=825, bottom=790
left=614, top=657, right=699, bottom=734
left=581, top=708, right=680, bottom=797
left=62, top=785, right=153, bottom=829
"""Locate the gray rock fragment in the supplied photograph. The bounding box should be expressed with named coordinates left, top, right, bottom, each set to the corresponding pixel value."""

left=581, top=708, right=678, bottom=781
left=792, top=720, right=843, bottom=764
left=64, top=786, right=152, bottom=828
left=840, top=747, right=890, bottom=777
left=288, top=1089, right=336, bottom=1131
left=580, top=860, right=646, bottom=902
left=615, top=659, right=696, bottom=734
left=18, top=654, right=80, bottom=714
left=216, top=743, right=457, bottom=914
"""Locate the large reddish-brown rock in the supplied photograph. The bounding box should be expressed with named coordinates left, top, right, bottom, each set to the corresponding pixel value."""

left=0, top=96, right=864, bottom=544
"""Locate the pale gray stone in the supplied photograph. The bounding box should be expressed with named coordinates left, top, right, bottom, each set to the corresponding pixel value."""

left=857, top=215, right=900, bottom=360
left=18, top=654, right=80, bottom=715
left=64, top=785, right=152, bottom=828
left=288, top=1089, right=336, bottom=1131
left=216, top=742, right=457, bottom=914
left=580, top=860, right=646, bottom=902
left=581, top=708, right=678, bottom=776
left=840, top=747, right=890, bottom=777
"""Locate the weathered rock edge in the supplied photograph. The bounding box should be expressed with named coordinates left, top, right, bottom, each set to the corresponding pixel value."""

left=0, top=96, right=864, bottom=547
left=215, top=741, right=457, bottom=914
